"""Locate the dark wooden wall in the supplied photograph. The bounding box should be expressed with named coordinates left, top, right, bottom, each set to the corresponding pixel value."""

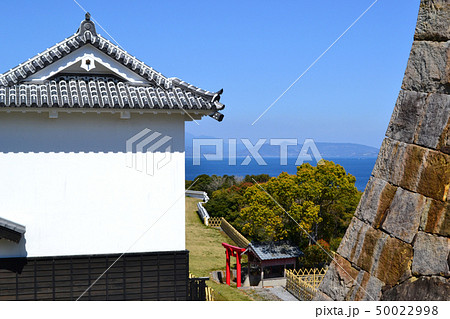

left=0, top=250, right=189, bottom=301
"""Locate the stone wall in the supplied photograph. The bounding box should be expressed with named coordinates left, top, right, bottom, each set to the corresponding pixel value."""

left=316, top=0, right=450, bottom=301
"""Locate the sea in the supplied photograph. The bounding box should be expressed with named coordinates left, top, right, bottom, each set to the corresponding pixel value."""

left=185, top=157, right=377, bottom=192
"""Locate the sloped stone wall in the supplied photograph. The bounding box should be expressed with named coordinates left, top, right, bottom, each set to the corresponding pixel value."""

left=316, top=0, right=449, bottom=301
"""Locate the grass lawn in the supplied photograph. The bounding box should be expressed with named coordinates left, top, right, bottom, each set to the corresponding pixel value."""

left=185, top=197, right=252, bottom=301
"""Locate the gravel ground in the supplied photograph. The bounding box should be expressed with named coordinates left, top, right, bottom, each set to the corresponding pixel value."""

left=268, top=286, right=299, bottom=301
left=241, top=287, right=299, bottom=301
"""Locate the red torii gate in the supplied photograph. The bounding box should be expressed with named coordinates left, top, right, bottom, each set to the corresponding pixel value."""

left=222, top=243, right=246, bottom=288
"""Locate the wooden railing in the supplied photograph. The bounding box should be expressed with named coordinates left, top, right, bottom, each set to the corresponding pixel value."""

left=220, top=218, right=250, bottom=248
left=207, top=217, right=222, bottom=228
left=285, top=268, right=327, bottom=301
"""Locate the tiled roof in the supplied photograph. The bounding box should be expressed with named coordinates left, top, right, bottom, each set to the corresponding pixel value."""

left=248, top=241, right=303, bottom=261
left=0, top=13, right=224, bottom=120
left=0, top=75, right=216, bottom=110
left=0, top=216, right=26, bottom=243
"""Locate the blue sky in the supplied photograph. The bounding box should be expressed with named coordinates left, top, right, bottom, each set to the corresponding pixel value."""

left=0, top=0, right=420, bottom=148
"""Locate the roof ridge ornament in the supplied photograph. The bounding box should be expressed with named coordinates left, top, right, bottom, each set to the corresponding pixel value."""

left=209, top=88, right=225, bottom=121
left=77, top=12, right=97, bottom=38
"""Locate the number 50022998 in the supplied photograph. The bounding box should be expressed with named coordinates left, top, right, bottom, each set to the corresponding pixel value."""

left=375, top=305, right=438, bottom=316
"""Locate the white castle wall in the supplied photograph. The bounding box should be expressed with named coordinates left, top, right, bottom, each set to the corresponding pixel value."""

left=0, top=112, right=185, bottom=257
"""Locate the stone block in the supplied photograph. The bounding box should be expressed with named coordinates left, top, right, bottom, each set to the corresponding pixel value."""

left=373, top=138, right=450, bottom=201
left=420, top=199, right=450, bottom=236
left=416, top=149, right=450, bottom=201
left=349, top=270, right=383, bottom=301
left=356, top=227, right=388, bottom=273
left=374, top=236, right=413, bottom=286
left=415, top=93, right=450, bottom=149
left=412, top=232, right=449, bottom=276
left=372, top=138, right=408, bottom=186
left=382, top=188, right=427, bottom=243
left=386, top=90, right=428, bottom=144
left=437, top=118, right=450, bottom=154
left=337, top=217, right=370, bottom=263
left=381, top=276, right=450, bottom=301
left=318, top=254, right=383, bottom=301
left=339, top=210, right=413, bottom=285
left=355, top=177, right=398, bottom=227
left=401, top=41, right=450, bottom=94
left=317, top=254, right=359, bottom=301
left=414, top=0, right=450, bottom=41
left=387, top=91, right=450, bottom=150
left=399, top=143, right=427, bottom=191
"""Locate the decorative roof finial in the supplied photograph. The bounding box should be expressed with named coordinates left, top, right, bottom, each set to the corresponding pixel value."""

left=77, top=12, right=97, bottom=38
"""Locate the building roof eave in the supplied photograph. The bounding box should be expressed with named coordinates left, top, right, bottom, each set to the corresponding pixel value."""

left=0, top=217, right=26, bottom=244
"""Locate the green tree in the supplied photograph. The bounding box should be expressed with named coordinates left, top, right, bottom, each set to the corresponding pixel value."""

left=237, top=161, right=359, bottom=253
left=243, top=174, right=270, bottom=184
left=203, top=182, right=252, bottom=223
left=295, top=161, right=360, bottom=244
left=188, top=161, right=360, bottom=256
left=240, top=173, right=321, bottom=242
left=298, top=239, right=332, bottom=268
left=186, top=174, right=211, bottom=192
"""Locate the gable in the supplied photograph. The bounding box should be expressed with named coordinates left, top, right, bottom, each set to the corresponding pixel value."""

left=26, top=45, right=150, bottom=84
left=0, top=13, right=225, bottom=121
left=0, top=16, right=165, bottom=88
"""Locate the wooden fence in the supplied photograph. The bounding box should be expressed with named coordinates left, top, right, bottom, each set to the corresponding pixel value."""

left=0, top=252, right=189, bottom=301
left=196, top=201, right=250, bottom=248
left=220, top=218, right=250, bottom=248
left=207, top=217, right=222, bottom=228
left=189, top=273, right=214, bottom=301
left=285, top=268, right=327, bottom=301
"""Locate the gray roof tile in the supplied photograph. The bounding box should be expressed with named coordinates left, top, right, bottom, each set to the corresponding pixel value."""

left=0, top=75, right=216, bottom=110
left=248, top=241, right=303, bottom=261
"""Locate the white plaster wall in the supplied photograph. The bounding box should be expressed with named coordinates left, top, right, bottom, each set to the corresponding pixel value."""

left=0, top=112, right=185, bottom=257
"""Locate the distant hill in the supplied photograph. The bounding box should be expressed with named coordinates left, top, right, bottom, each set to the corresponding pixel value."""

left=185, top=133, right=379, bottom=158
left=306, top=142, right=379, bottom=158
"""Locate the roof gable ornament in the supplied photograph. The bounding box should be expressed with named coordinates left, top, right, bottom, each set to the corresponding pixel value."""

left=77, top=12, right=97, bottom=39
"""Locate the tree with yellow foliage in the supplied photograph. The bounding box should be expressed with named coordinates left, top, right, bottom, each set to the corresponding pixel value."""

left=240, top=161, right=360, bottom=248
left=241, top=172, right=321, bottom=242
